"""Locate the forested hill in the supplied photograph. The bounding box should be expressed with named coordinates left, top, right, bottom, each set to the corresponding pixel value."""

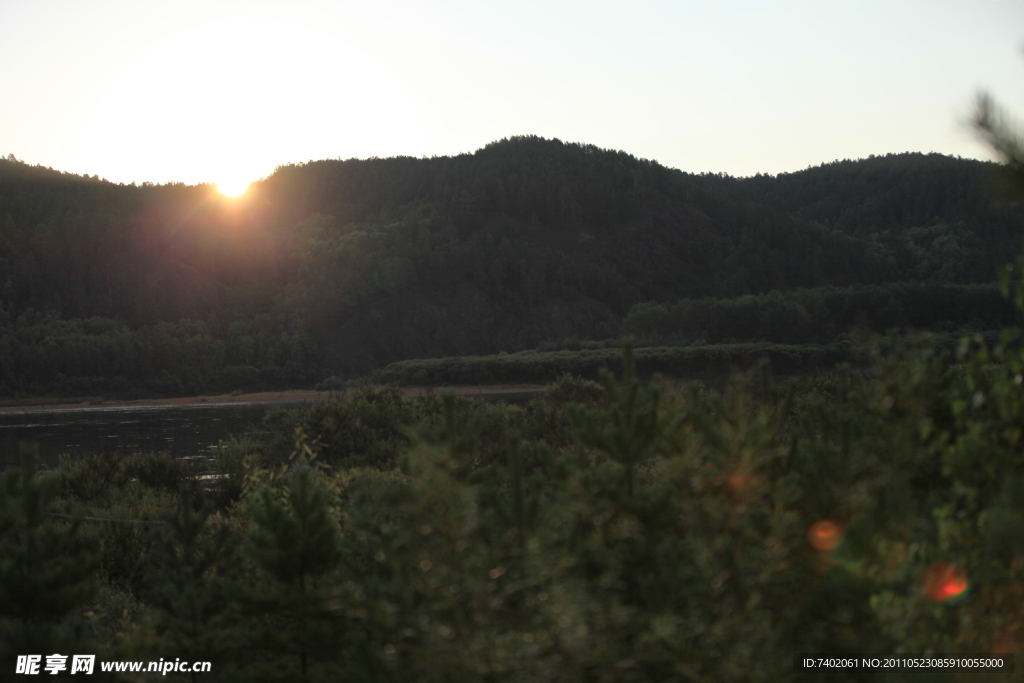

left=693, top=152, right=1021, bottom=283
left=0, top=139, right=1020, bottom=396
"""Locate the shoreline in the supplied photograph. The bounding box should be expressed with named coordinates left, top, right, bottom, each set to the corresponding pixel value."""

left=0, top=385, right=548, bottom=414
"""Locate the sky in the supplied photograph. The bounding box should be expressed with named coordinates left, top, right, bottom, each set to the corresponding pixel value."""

left=2, top=0, right=1023, bottom=190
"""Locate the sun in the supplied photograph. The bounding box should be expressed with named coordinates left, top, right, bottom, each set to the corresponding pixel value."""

left=217, top=179, right=250, bottom=198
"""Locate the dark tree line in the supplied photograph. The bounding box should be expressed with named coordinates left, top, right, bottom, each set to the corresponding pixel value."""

left=0, top=312, right=316, bottom=397
left=0, top=139, right=1021, bottom=395
left=623, top=282, right=1017, bottom=345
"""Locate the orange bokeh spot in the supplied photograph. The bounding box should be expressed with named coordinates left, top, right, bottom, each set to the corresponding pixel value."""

left=728, top=475, right=747, bottom=495
left=923, top=563, right=969, bottom=602
left=807, top=520, right=843, bottom=551
left=727, top=468, right=761, bottom=501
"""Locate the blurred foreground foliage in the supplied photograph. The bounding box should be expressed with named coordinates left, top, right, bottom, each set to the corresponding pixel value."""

left=6, top=264, right=1024, bottom=680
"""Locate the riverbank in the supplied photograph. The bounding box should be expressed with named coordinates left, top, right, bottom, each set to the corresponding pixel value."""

left=0, top=384, right=548, bottom=413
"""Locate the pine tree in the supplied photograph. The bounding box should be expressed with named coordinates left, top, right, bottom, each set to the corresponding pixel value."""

left=244, top=468, right=344, bottom=682
left=973, top=91, right=1024, bottom=196
left=569, top=344, right=661, bottom=497
left=142, top=487, right=242, bottom=682
left=0, top=444, right=96, bottom=658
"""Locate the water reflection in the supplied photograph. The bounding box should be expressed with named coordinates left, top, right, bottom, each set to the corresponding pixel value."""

left=0, top=402, right=290, bottom=469
left=0, top=391, right=543, bottom=470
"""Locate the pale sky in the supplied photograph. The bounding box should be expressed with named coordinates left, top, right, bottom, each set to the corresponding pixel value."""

left=2, top=0, right=1023, bottom=190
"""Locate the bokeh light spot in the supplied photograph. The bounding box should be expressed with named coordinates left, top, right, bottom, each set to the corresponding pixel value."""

left=807, top=520, right=843, bottom=551
left=924, top=563, right=969, bottom=602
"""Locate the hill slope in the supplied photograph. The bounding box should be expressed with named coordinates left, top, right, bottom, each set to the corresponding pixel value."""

left=0, top=139, right=1020, bottom=395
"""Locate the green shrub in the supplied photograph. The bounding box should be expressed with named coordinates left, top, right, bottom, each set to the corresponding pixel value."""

left=211, top=435, right=266, bottom=506
left=124, top=452, right=200, bottom=492
left=544, top=373, right=606, bottom=406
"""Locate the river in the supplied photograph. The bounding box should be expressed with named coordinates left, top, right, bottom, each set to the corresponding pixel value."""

left=0, top=388, right=544, bottom=470
left=0, top=402, right=286, bottom=469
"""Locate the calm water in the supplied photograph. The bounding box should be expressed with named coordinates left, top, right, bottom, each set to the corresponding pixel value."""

left=0, top=402, right=295, bottom=469
left=0, top=391, right=543, bottom=470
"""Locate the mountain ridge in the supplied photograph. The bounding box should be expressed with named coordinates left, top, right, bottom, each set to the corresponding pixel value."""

left=0, top=137, right=1020, bottom=395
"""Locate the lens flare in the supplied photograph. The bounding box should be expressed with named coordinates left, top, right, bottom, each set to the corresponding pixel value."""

left=923, top=563, right=969, bottom=602
left=217, top=180, right=250, bottom=198
left=807, top=520, right=843, bottom=551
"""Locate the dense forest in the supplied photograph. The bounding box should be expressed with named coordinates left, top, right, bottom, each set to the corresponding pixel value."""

left=1, top=139, right=1021, bottom=396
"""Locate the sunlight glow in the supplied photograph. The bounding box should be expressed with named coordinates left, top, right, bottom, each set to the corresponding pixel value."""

left=217, top=179, right=250, bottom=198
left=67, top=16, right=422, bottom=186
